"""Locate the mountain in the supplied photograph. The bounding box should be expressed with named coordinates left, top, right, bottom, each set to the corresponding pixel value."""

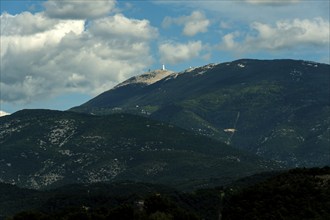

left=71, top=59, right=330, bottom=167
left=114, top=69, right=174, bottom=89
left=0, top=109, right=280, bottom=190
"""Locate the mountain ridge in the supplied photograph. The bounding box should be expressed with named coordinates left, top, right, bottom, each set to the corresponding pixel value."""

left=71, top=59, right=330, bottom=167
left=0, top=109, right=281, bottom=190
left=114, top=69, right=174, bottom=89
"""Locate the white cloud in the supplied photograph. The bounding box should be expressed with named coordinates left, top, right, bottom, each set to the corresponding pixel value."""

left=1, top=15, right=84, bottom=58
left=0, top=12, right=58, bottom=35
left=44, top=0, right=116, bottom=19
left=220, top=17, right=330, bottom=52
left=222, top=32, right=240, bottom=50
left=90, top=14, right=158, bottom=41
left=0, top=12, right=158, bottom=104
left=0, top=111, right=10, bottom=117
left=162, top=11, right=210, bottom=36
left=159, top=41, right=203, bottom=64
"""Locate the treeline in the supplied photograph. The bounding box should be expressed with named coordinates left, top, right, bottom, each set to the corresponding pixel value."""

left=2, top=182, right=222, bottom=220
left=10, top=194, right=201, bottom=220
left=3, top=167, right=330, bottom=220
left=6, top=190, right=223, bottom=220
left=222, top=166, right=330, bottom=219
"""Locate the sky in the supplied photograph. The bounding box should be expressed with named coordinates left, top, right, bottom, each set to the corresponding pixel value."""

left=0, top=0, right=329, bottom=114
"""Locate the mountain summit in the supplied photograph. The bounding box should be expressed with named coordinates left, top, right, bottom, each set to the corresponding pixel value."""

left=71, top=59, right=330, bottom=167
left=115, top=69, right=174, bottom=89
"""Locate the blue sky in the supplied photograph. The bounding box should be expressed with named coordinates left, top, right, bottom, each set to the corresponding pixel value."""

left=1, top=0, right=329, bottom=114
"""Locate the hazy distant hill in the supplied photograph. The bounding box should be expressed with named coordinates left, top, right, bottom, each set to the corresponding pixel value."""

left=0, top=109, right=280, bottom=190
left=71, top=59, right=330, bottom=167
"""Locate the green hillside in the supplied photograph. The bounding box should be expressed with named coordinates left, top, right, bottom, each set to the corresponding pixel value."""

left=71, top=59, right=330, bottom=167
left=0, top=109, right=279, bottom=190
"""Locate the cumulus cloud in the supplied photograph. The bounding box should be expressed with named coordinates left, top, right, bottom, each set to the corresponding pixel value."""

left=221, top=32, right=240, bottom=50
left=159, top=41, right=203, bottom=64
left=0, top=111, right=10, bottom=117
left=162, top=11, right=210, bottom=36
left=0, top=12, right=158, bottom=104
left=44, top=0, right=116, bottom=19
left=220, top=17, right=329, bottom=52
left=90, top=14, right=158, bottom=41
left=0, top=12, right=58, bottom=35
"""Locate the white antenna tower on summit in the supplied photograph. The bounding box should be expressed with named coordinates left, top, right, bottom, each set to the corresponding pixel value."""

left=162, top=64, right=166, bottom=70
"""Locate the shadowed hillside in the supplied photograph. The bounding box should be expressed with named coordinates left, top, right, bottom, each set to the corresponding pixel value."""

left=2, top=167, right=329, bottom=220
left=0, top=109, right=280, bottom=190
left=71, top=59, right=330, bottom=167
